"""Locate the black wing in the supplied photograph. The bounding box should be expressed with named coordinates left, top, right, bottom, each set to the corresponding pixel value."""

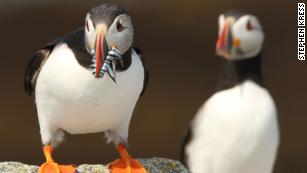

left=24, top=45, right=56, bottom=96
left=180, top=126, right=192, bottom=166
left=24, top=28, right=87, bottom=96
left=133, top=47, right=149, bottom=96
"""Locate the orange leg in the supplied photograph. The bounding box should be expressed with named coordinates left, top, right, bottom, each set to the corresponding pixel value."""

left=109, top=144, right=147, bottom=173
left=39, top=145, right=76, bottom=173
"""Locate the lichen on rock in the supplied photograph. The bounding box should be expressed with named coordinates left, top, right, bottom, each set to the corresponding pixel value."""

left=0, top=162, right=38, bottom=173
left=139, top=158, right=189, bottom=173
left=76, top=164, right=109, bottom=173
left=0, top=158, right=189, bottom=173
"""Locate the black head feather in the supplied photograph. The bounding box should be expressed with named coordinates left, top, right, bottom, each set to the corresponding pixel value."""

left=223, top=10, right=252, bottom=20
left=89, top=3, right=126, bottom=27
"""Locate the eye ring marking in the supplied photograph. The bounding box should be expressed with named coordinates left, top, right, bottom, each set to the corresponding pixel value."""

left=246, top=21, right=253, bottom=31
left=116, top=21, right=125, bottom=32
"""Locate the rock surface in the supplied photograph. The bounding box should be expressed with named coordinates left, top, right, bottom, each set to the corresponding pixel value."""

left=0, top=158, right=189, bottom=173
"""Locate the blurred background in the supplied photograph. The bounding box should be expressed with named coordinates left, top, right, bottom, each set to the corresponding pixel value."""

left=0, top=0, right=305, bottom=172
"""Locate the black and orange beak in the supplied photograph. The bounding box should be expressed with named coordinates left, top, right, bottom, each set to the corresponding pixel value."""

left=216, top=19, right=233, bottom=58
left=95, top=25, right=107, bottom=77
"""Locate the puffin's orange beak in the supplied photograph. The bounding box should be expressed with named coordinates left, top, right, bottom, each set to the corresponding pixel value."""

left=216, top=22, right=229, bottom=50
left=95, top=25, right=107, bottom=77
left=216, top=20, right=231, bottom=58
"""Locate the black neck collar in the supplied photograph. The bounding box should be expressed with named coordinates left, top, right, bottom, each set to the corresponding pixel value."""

left=216, top=53, right=263, bottom=92
left=116, top=47, right=132, bottom=72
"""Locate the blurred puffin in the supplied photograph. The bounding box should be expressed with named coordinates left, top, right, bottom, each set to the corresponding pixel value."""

left=24, top=3, right=148, bottom=173
left=181, top=11, right=279, bottom=173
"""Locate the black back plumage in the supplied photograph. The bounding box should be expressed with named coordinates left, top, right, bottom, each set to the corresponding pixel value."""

left=133, top=47, right=149, bottom=96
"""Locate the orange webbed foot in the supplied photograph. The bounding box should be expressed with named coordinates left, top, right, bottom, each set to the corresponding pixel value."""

left=39, top=161, right=60, bottom=173
left=109, top=144, right=147, bottom=173
left=39, top=162, right=76, bottom=173
left=39, top=145, right=76, bottom=173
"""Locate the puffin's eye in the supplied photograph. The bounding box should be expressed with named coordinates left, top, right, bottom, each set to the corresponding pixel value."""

left=116, top=21, right=125, bottom=32
left=246, top=21, right=253, bottom=31
left=86, top=20, right=90, bottom=31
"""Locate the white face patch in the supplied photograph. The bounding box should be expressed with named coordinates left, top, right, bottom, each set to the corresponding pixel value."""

left=230, top=15, right=264, bottom=60
left=218, top=14, right=225, bottom=35
left=84, top=13, right=134, bottom=56
left=107, top=14, right=134, bottom=54
left=84, top=13, right=97, bottom=52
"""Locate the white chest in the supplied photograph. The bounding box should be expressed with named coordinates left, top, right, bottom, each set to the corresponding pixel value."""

left=35, top=44, right=144, bottom=134
left=187, top=81, right=279, bottom=173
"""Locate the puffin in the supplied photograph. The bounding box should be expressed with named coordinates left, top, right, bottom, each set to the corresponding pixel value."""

left=24, top=3, right=148, bottom=173
left=181, top=11, right=279, bottom=173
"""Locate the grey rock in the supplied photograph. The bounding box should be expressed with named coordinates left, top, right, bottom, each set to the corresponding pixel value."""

left=139, top=158, right=189, bottom=173
left=0, top=158, right=189, bottom=173
left=76, top=164, right=109, bottom=173
left=0, top=162, right=39, bottom=173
